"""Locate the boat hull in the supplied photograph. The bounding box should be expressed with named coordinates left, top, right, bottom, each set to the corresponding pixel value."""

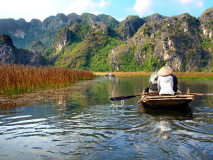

left=140, top=94, right=194, bottom=108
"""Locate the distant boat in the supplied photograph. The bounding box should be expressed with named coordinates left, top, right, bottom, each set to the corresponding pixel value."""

left=108, top=73, right=115, bottom=77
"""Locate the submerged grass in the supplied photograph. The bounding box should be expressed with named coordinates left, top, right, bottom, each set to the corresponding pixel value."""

left=0, top=64, right=94, bottom=96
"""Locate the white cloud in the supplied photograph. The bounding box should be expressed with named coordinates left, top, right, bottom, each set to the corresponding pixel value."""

left=64, top=0, right=109, bottom=15
left=0, top=0, right=110, bottom=21
left=0, top=0, right=58, bottom=21
left=131, top=0, right=152, bottom=15
left=196, top=0, right=204, bottom=8
left=179, top=0, right=204, bottom=6
left=98, top=0, right=108, bottom=8
left=177, top=0, right=204, bottom=9
left=180, top=0, right=194, bottom=3
left=64, top=0, right=92, bottom=15
left=117, top=17, right=126, bottom=22
left=91, top=11, right=101, bottom=15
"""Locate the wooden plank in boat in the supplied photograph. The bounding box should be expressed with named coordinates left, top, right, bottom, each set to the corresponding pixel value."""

left=144, top=95, right=194, bottom=99
left=144, top=98, right=193, bottom=101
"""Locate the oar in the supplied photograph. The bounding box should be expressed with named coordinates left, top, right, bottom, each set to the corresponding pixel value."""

left=110, top=94, right=143, bottom=101
left=190, top=93, right=213, bottom=96
left=182, top=88, right=213, bottom=96
left=178, top=92, right=213, bottom=96
left=110, top=92, right=213, bottom=101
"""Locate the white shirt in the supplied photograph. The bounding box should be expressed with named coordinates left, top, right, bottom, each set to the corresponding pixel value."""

left=157, top=75, right=175, bottom=95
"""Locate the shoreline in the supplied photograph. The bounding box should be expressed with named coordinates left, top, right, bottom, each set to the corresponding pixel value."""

left=94, top=72, right=213, bottom=80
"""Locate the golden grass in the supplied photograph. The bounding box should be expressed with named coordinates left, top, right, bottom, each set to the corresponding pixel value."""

left=0, top=64, right=94, bottom=96
left=95, top=71, right=213, bottom=80
left=112, top=71, right=151, bottom=77
left=95, top=71, right=150, bottom=77
left=174, top=72, right=213, bottom=79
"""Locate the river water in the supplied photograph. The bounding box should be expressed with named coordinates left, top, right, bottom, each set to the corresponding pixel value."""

left=0, top=76, right=213, bottom=160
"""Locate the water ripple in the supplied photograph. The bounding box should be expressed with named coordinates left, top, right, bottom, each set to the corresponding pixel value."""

left=173, top=120, right=213, bottom=135
left=5, top=115, right=32, bottom=120
left=7, top=118, right=48, bottom=125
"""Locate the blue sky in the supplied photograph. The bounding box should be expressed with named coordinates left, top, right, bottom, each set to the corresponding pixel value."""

left=0, top=0, right=212, bottom=22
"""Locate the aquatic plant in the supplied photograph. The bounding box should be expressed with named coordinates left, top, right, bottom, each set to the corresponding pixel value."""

left=0, top=64, right=94, bottom=96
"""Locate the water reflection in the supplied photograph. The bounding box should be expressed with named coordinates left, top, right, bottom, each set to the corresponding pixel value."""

left=109, top=76, right=147, bottom=101
left=155, top=120, right=172, bottom=139
left=0, top=76, right=213, bottom=159
left=0, top=80, right=94, bottom=111
left=140, top=104, right=193, bottom=140
left=141, top=104, right=193, bottom=120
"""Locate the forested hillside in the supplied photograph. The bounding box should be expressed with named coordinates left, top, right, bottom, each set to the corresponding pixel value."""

left=0, top=7, right=212, bottom=72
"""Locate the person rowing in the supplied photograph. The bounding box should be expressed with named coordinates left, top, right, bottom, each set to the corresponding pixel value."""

left=145, top=70, right=159, bottom=94
left=157, top=66, right=178, bottom=95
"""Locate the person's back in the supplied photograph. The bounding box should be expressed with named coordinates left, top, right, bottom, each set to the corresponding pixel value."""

left=149, top=83, right=158, bottom=93
left=157, top=66, right=175, bottom=95
left=157, top=75, right=175, bottom=95
left=148, top=71, right=158, bottom=94
left=170, top=74, right=178, bottom=92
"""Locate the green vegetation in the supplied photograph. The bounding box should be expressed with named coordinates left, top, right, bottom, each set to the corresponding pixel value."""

left=1, top=9, right=213, bottom=73
left=97, top=14, right=119, bottom=29
left=119, top=45, right=137, bottom=71
left=116, top=39, right=165, bottom=72
left=44, top=46, right=56, bottom=59
left=143, top=26, right=151, bottom=36
left=50, top=25, right=122, bottom=71
left=89, top=38, right=122, bottom=71
left=181, top=14, right=200, bottom=27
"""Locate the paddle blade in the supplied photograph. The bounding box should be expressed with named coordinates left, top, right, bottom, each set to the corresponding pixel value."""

left=110, top=95, right=136, bottom=101
left=191, top=93, right=213, bottom=96
left=206, top=93, right=213, bottom=96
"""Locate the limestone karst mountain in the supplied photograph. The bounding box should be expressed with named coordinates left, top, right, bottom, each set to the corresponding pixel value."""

left=0, top=7, right=212, bottom=71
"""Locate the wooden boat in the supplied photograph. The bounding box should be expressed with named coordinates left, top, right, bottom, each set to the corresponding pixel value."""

left=108, top=73, right=115, bottom=77
left=139, top=93, right=194, bottom=108
left=110, top=89, right=210, bottom=107
left=105, top=73, right=115, bottom=77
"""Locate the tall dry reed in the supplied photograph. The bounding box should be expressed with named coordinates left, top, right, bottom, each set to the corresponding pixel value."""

left=0, top=64, right=94, bottom=95
left=95, top=71, right=213, bottom=80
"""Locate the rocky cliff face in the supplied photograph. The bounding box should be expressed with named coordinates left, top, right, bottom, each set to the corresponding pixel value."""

left=0, top=13, right=79, bottom=49
left=109, top=10, right=213, bottom=72
left=116, top=16, right=145, bottom=40
left=0, top=13, right=119, bottom=50
left=0, top=9, right=212, bottom=71
left=199, top=7, right=213, bottom=39
left=0, top=34, right=47, bottom=66
left=29, top=41, right=45, bottom=56
left=54, top=28, right=73, bottom=53
left=115, top=14, right=166, bottom=41
left=0, top=34, right=17, bottom=64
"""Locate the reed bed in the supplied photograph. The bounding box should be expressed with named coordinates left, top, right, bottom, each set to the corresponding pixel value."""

left=95, top=71, right=213, bottom=80
left=174, top=72, right=213, bottom=80
left=95, top=72, right=151, bottom=77
left=112, top=71, right=151, bottom=77
left=0, top=64, right=94, bottom=96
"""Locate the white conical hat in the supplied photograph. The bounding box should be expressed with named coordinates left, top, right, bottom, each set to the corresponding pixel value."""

left=158, top=66, right=173, bottom=76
